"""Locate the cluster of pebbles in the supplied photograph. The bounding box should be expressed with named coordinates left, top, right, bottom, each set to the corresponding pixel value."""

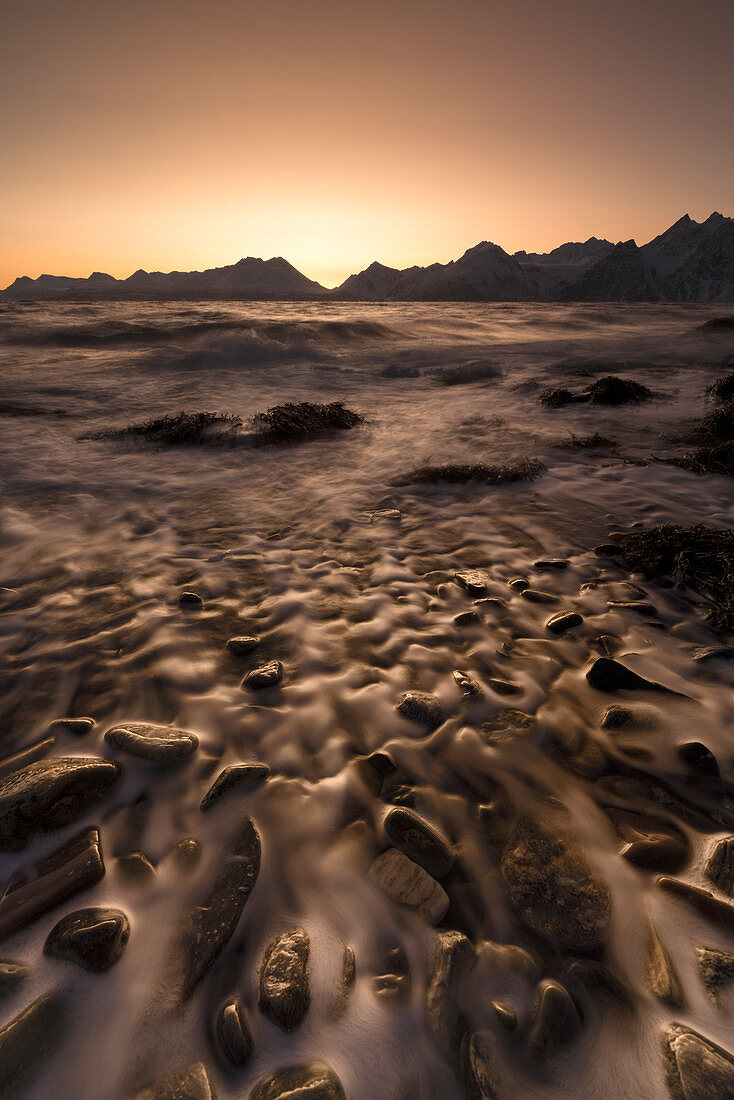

left=3, top=526, right=734, bottom=1100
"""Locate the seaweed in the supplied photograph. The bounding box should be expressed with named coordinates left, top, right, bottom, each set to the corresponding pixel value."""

left=392, top=459, right=545, bottom=486
left=583, top=376, right=652, bottom=405
left=85, top=411, right=241, bottom=444
left=251, top=401, right=364, bottom=444
left=557, top=432, right=619, bottom=450
left=708, top=372, right=734, bottom=402
left=433, top=362, right=501, bottom=386
left=540, top=388, right=574, bottom=408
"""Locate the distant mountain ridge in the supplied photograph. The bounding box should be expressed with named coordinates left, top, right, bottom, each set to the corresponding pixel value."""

left=3, top=212, right=733, bottom=302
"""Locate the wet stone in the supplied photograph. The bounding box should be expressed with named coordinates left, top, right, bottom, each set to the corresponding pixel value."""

left=116, top=851, right=156, bottom=883
left=132, top=1062, right=214, bottom=1100
left=453, top=669, right=483, bottom=697
left=677, top=741, right=719, bottom=778
left=594, top=542, right=621, bottom=557
left=369, top=848, right=449, bottom=924
left=201, top=763, right=270, bottom=810
left=178, top=591, right=203, bottom=608
left=491, top=1000, right=517, bottom=1030
left=482, top=709, right=534, bottom=745
left=561, top=959, right=632, bottom=1013
left=384, top=807, right=454, bottom=878
left=47, top=717, right=95, bottom=736
left=600, top=704, right=638, bottom=730
left=259, top=929, right=310, bottom=1032
left=454, top=610, right=481, bottom=626
left=172, top=837, right=202, bottom=871
left=461, top=1030, right=503, bottom=1100
left=0, top=757, right=121, bottom=851
left=520, top=588, right=557, bottom=604
left=216, top=997, right=253, bottom=1067
left=227, top=635, right=261, bottom=654
left=528, top=979, right=582, bottom=1058
left=488, top=677, right=522, bottom=697
left=587, top=657, right=678, bottom=695
left=0, top=962, right=28, bottom=999
left=0, top=738, right=57, bottom=781
left=0, top=827, right=105, bottom=942
left=647, top=921, right=683, bottom=1006
left=657, top=877, right=734, bottom=931
left=248, top=1063, right=346, bottom=1100
left=546, top=610, right=583, bottom=634
left=395, top=691, right=445, bottom=730
left=692, top=645, right=734, bottom=663
left=330, top=944, right=356, bottom=1017
left=426, top=930, right=473, bottom=1053
left=44, top=907, right=130, bottom=972
left=705, top=836, right=734, bottom=896
left=105, top=722, right=198, bottom=763
left=534, top=558, right=568, bottom=571
left=455, top=570, right=492, bottom=595
left=0, top=993, right=65, bottom=1096
left=507, top=577, right=529, bottom=591
left=607, top=600, right=658, bottom=615
left=243, top=661, right=283, bottom=690
left=696, top=947, right=734, bottom=1002
left=663, top=1024, right=734, bottom=1100
left=501, top=819, right=611, bottom=950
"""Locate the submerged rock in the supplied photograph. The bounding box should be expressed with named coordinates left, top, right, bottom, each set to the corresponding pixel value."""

left=500, top=819, right=610, bottom=950
left=227, top=635, right=261, bottom=654
left=116, top=852, right=156, bottom=884
left=534, top=558, right=568, bottom=571
left=0, top=994, right=65, bottom=1096
left=461, top=1030, right=503, bottom=1100
left=248, top=1063, right=345, bottom=1100
left=384, top=807, right=454, bottom=878
left=657, top=877, right=734, bottom=930
left=663, top=1024, right=734, bottom=1100
left=677, top=741, right=719, bottom=777
left=178, top=591, right=203, bottom=608
left=44, top=907, right=130, bottom=972
left=455, top=570, right=492, bottom=596
left=546, top=610, right=583, bottom=634
left=647, top=921, right=683, bottom=1006
left=520, top=588, right=558, bottom=604
left=697, top=946, right=734, bottom=1003
left=369, top=848, right=449, bottom=924
left=0, top=827, right=105, bottom=942
left=258, top=929, right=310, bottom=1032
left=47, top=717, right=95, bottom=737
left=0, top=962, right=27, bottom=999
left=105, top=722, right=198, bottom=763
left=0, top=757, right=121, bottom=851
left=706, top=836, right=734, bottom=896
left=215, top=997, right=253, bottom=1066
left=528, top=979, right=582, bottom=1058
left=426, top=930, right=474, bottom=1054
left=200, top=764, right=270, bottom=810
left=453, top=669, right=483, bottom=697
left=587, top=657, right=680, bottom=695
left=177, top=817, right=261, bottom=1000
left=454, top=610, right=481, bottom=626
left=243, top=661, right=283, bottom=690
left=395, top=691, right=445, bottom=730
left=132, top=1062, right=214, bottom=1100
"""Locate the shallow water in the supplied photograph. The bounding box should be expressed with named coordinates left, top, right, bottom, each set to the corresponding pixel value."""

left=1, top=300, right=734, bottom=1099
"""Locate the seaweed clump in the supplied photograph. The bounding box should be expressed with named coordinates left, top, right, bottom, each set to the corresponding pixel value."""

left=392, top=459, right=544, bottom=487
left=708, top=372, right=734, bottom=401
left=86, top=411, right=241, bottom=445
left=676, top=399, right=734, bottom=475
left=615, top=524, right=734, bottom=630
left=557, top=432, right=619, bottom=450
left=251, top=401, right=364, bottom=444
left=433, top=362, right=501, bottom=386
left=539, top=376, right=652, bottom=408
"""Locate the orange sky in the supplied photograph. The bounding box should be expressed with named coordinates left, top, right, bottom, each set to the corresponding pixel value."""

left=2, top=0, right=732, bottom=289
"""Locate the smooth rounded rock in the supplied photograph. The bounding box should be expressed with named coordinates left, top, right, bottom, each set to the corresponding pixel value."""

left=243, top=662, right=283, bottom=690
left=528, top=979, right=582, bottom=1058
left=44, top=907, right=129, bottom=972
left=677, top=741, right=719, bottom=778
left=546, top=610, right=583, bottom=635
left=248, top=1063, right=345, bottom=1100
left=369, top=848, right=449, bottom=924
left=384, top=807, right=454, bottom=878
left=216, top=998, right=253, bottom=1067
left=178, top=591, right=203, bottom=607
left=227, top=636, right=261, bottom=655
left=201, top=764, right=270, bottom=810
left=47, top=718, right=95, bottom=737
left=105, top=722, right=198, bottom=763
left=259, top=929, right=310, bottom=1032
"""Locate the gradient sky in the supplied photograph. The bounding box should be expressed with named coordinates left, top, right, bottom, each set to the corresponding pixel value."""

left=2, top=0, right=733, bottom=289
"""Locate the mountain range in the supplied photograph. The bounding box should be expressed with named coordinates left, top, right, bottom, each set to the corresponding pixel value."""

left=3, top=212, right=733, bottom=302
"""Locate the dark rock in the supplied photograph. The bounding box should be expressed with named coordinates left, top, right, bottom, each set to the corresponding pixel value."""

left=677, top=741, right=719, bottom=777
left=44, top=907, right=129, bottom=972
left=329, top=945, right=356, bottom=1017
left=607, top=600, right=658, bottom=616
left=697, top=947, right=734, bottom=1002
left=594, top=543, right=621, bottom=556
left=647, top=921, right=683, bottom=1006
left=706, top=836, right=734, bottom=896
left=560, top=959, right=632, bottom=1012
left=177, top=817, right=261, bottom=1000
left=500, top=819, right=610, bottom=950
left=692, top=646, right=734, bottom=663
left=116, top=851, right=156, bottom=883
left=105, top=722, right=198, bottom=763
left=491, top=1000, right=517, bottom=1030
left=0, top=962, right=27, bottom=999
left=461, top=1030, right=503, bottom=1100
left=248, top=1063, right=345, bottom=1100
left=132, top=1063, right=214, bottom=1100
left=243, top=661, right=283, bottom=690
left=534, top=558, right=568, bottom=571
left=453, top=669, right=483, bottom=697
left=520, top=588, right=557, bottom=604
left=426, top=930, right=473, bottom=1053
left=454, top=610, right=481, bottom=626
left=0, top=738, right=57, bottom=781
left=546, top=610, right=583, bottom=634
left=356, top=751, right=396, bottom=793
left=617, top=817, right=690, bottom=874
left=227, top=635, right=261, bottom=654
left=179, top=591, right=203, bottom=607
left=172, top=838, right=202, bottom=871
left=395, top=691, right=445, bottom=730
left=507, top=577, right=529, bottom=591
left=0, top=757, right=121, bottom=851
left=48, top=717, right=95, bottom=736
left=528, top=979, right=582, bottom=1058
left=600, top=705, right=638, bottom=730
left=259, top=929, right=310, bottom=1032
left=594, top=634, right=621, bottom=656
left=384, top=807, right=454, bottom=878
left=201, top=764, right=270, bottom=810
left=474, top=596, right=506, bottom=609
left=455, top=570, right=492, bottom=596
left=488, top=678, right=522, bottom=697
left=587, top=657, right=680, bottom=695
left=0, top=994, right=65, bottom=1096
left=663, top=1024, right=734, bottom=1100
left=369, top=849, right=449, bottom=924
left=0, top=827, right=105, bottom=942
left=215, top=997, right=253, bottom=1066
left=658, top=876, right=734, bottom=930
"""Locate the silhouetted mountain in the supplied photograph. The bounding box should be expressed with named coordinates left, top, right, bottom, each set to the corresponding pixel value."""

left=3, top=213, right=733, bottom=301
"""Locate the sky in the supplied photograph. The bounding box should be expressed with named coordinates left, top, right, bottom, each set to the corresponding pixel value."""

left=1, top=0, right=733, bottom=289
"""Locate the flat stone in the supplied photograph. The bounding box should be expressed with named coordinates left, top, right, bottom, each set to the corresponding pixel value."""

left=706, top=836, right=734, bottom=896
left=520, top=588, right=558, bottom=604
left=0, top=737, right=56, bottom=780
left=677, top=741, right=719, bottom=777
left=178, top=591, right=203, bottom=607
left=227, top=636, right=261, bottom=654
left=176, top=817, right=261, bottom=1000
left=608, top=600, right=658, bottom=615
left=44, top=907, right=129, bottom=972
left=663, top=1024, right=734, bottom=1100
left=384, top=807, right=454, bottom=878
left=501, top=819, right=610, bottom=950
left=587, top=657, right=680, bottom=695
left=455, top=570, right=492, bottom=595
left=243, top=661, right=283, bottom=690
left=647, top=921, right=683, bottom=1006
left=534, top=558, right=568, bottom=571
left=488, top=677, right=522, bottom=696
left=0, top=827, right=105, bottom=942
left=0, top=962, right=27, bottom=999
left=200, top=764, right=270, bottom=810
left=454, top=610, right=481, bottom=626
left=461, top=1030, right=503, bottom=1100
left=528, top=979, right=582, bottom=1058
left=658, top=877, right=734, bottom=931
left=48, top=718, right=95, bottom=736
left=395, top=691, right=445, bottom=730
left=258, top=929, right=310, bottom=1032
left=0, top=994, right=65, bottom=1096
left=132, top=1062, right=214, bottom=1100
left=546, top=610, right=583, bottom=634
left=216, top=998, right=253, bottom=1066
left=0, top=757, right=121, bottom=851
left=105, top=722, right=198, bottom=763
left=248, top=1063, right=346, bottom=1100
left=369, top=848, right=449, bottom=924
